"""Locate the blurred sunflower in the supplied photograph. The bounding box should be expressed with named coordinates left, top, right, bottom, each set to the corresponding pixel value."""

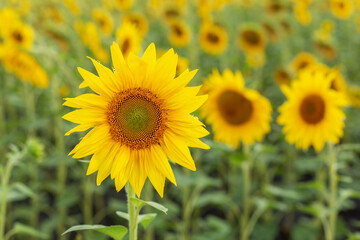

left=116, top=21, right=142, bottom=58
left=290, top=52, right=317, bottom=73
left=3, top=21, right=34, bottom=50
left=313, top=40, right=337, bottom=61
left=199, top=21, right=228, bottom=55
left=200, top=69, right=272, bottom=148
left=1, top=46, right=48, bottom=88
left=347, top=84, right=360, bottom=107
left=63, top=43, right=209, bottom=197
left=176, top=56, right=189, bottom=76
left=330, top=0, right=354, bottom=19
left=274, top=68, right=291, bottom=86
left=64, top=0, right=81, bottom=16
left=168, top=20, right=191, bottom=47
left=277, top=69, right=346, bottom=152
left=92, top=8, right=114, bottom=36
left=238, top=25, right=266, bottom=54
left=245, top=52, right=266, bottom=68
left=115, top=0, right=133, bottom=11
left=265, top=0, right=288, bottom=14
left=262, top=22, right=279, bottom=42
left=123, top=13, right=148, bottom=36
left=293, top=2, right=312, bottom=25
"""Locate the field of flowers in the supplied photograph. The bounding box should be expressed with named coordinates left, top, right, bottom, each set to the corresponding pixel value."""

left=1, top=0, right=360, bottom=239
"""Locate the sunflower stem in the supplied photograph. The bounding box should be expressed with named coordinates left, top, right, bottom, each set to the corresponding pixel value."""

left=327, top=142, right=338, bottom=240
left=0, top=155, right=17, bottom=240
left=240, top=144, right=252, bottom=240
left=126, top=183, right=138, bottom=240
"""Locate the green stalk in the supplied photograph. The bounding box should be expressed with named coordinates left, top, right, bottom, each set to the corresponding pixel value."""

left=144, top=183, right=154, bottom=240
left=327, top=143, right=338, bottom=240
left=0, top=157, right=17, bottom=239
left=126, top=183, right=138, bottom=240
left=240, top=144, right=252, bottom=240
left=0, top=76, right=5, bottom=157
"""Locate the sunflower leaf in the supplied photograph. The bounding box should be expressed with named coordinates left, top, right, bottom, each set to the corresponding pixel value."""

left=7, top=223, right=48, bottom=239
left=115, top=211, right=129, bottom=220
left=137, top=213, right=157, bottom=228
left=130, top=198, right=168, bottom=214
left=62, top=225, right=127, bottom=240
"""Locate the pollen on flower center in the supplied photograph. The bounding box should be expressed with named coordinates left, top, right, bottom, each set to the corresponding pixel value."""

left=217, top=90, right=253, bottom=125
left=107, top=88, right=168, bottom=150
left=300, top=94, right=325, bottom=124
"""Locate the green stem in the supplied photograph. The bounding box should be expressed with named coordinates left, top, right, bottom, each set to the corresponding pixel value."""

left=241, top=144, right=252, bottom=240
left=144, top=183, right=154, bottom=240
left=23, top=82, right=36, bottom=137
left=328, top=142, right=338, bottom=240
left=126, top=183, right=138, bottom=240
left=0, top=158, right=16, bottom=239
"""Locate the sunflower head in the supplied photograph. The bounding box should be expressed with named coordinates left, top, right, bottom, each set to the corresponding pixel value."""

left=123, top=13, right=149, bottom=37
left=330, top=0, right=354, bottom=19
left=63, top=43, right=209, bottom=197
left=274, top=68, right=291, bottom=86
left=293, top=2, right=312, bottom=25
left=3, top=21, right=34, bottom=50
left=238, top=25, right=266, bottom=54
left=290, top=52, right=317, bottom=73
left=116, top=21, right=142, bottom=59
left=92, top=8, right=114, bottom=36
left=199, top=21, right=228, bottom=55
left=168, top=20, right=191, bottom=47
left=313, top=40, right=337, bottom=61
left=277, top=68, right=347, bottom=152
left=200, top=69, right=272, bottom=148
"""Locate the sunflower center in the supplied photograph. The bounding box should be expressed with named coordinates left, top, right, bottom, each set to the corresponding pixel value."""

left=206, top=32, right=219, bottom=43
left=300, top=94, right=325, bottom=124
left=217, top=90, right=253, bottom=125
left=107, top=88, right=167, bottom=150
left=172, top=25, right=183, bottom=36
left=121, top=38, right=131, bottom=56
left=242, top=30, right=260, bottom=46
left=12, top=31, right=23, bottom=43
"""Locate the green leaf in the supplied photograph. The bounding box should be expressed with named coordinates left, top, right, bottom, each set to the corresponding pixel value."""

left=130, top=198, right=168, bottom=214
left=9, top=222, right=48, bottom=239
left=62, top=225, right=127, bottom=240
left=137, top=213, right=157, bottom=228
left=265, top=185, right=303, bottom=200
left=115, top=211, right=129, bottom=220
left=229, top=153, right=246, bottom=167
left=11, top=182, right=35, bottom=198
left=78, top=160, right=90, bottom=163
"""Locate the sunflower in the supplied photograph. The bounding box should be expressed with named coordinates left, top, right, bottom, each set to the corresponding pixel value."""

left=63, top=42, right=209, bottom=197
left=245, top=52, right=266, bottom=68
left=2, top=21, right=34, bottom=50
left=277, top=69, right=347, bottom=152
left=92, top=8, right=114, bottom=36
left=274, top=68, right=291, bottom=86
left=262, top=22, right=279, bottom=42
left=293, top=2, right=312, bottom=25
left=313, top=40, right=337, bottom=61
left=199, top=21, right=228, bottom=55
left=347, top=84, right=360, bottom=108
left=290, top=52, right=317, bottom=73
left=330, top=0, right=354, bottom=19
left=123, top=13, right=148, bottom=37
left=64, top=0, right=81, bottom=16
left=176, top=56, right=189, bottom=76
left=1, top=46, right=49, bottom=88
left=168, top=20, right=191, bottom=48
left=115, top=0, right=133, bottom=11
left=116, top=21, right=142, bottom=59
left=238, top=25, right=266, bottom=54
left=200, top=69, right=272, bottom=148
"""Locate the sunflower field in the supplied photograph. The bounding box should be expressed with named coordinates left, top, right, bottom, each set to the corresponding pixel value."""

left=1, top=0, right=360, bottom=239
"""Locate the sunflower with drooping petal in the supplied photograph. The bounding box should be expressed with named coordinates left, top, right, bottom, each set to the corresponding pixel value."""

left=63, top=42, right=209, bottom=197
left=116, top=21, right=142, bottom=59
left=277, top=69, right=347, bottom=152
left=238, top=25, right=266, bottom=54
left=199, top=21, right=228, bottom=55
left=330, top=0, right=354, bottom=19
left=200, top=69, right=272, bottom=148
left=92, top=8, right=114, bottom=36
left=167, top=20, right=191, bottom=48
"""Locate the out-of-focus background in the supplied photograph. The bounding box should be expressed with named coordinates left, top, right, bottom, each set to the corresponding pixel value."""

left=1, top=0, right=360, bottom=239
